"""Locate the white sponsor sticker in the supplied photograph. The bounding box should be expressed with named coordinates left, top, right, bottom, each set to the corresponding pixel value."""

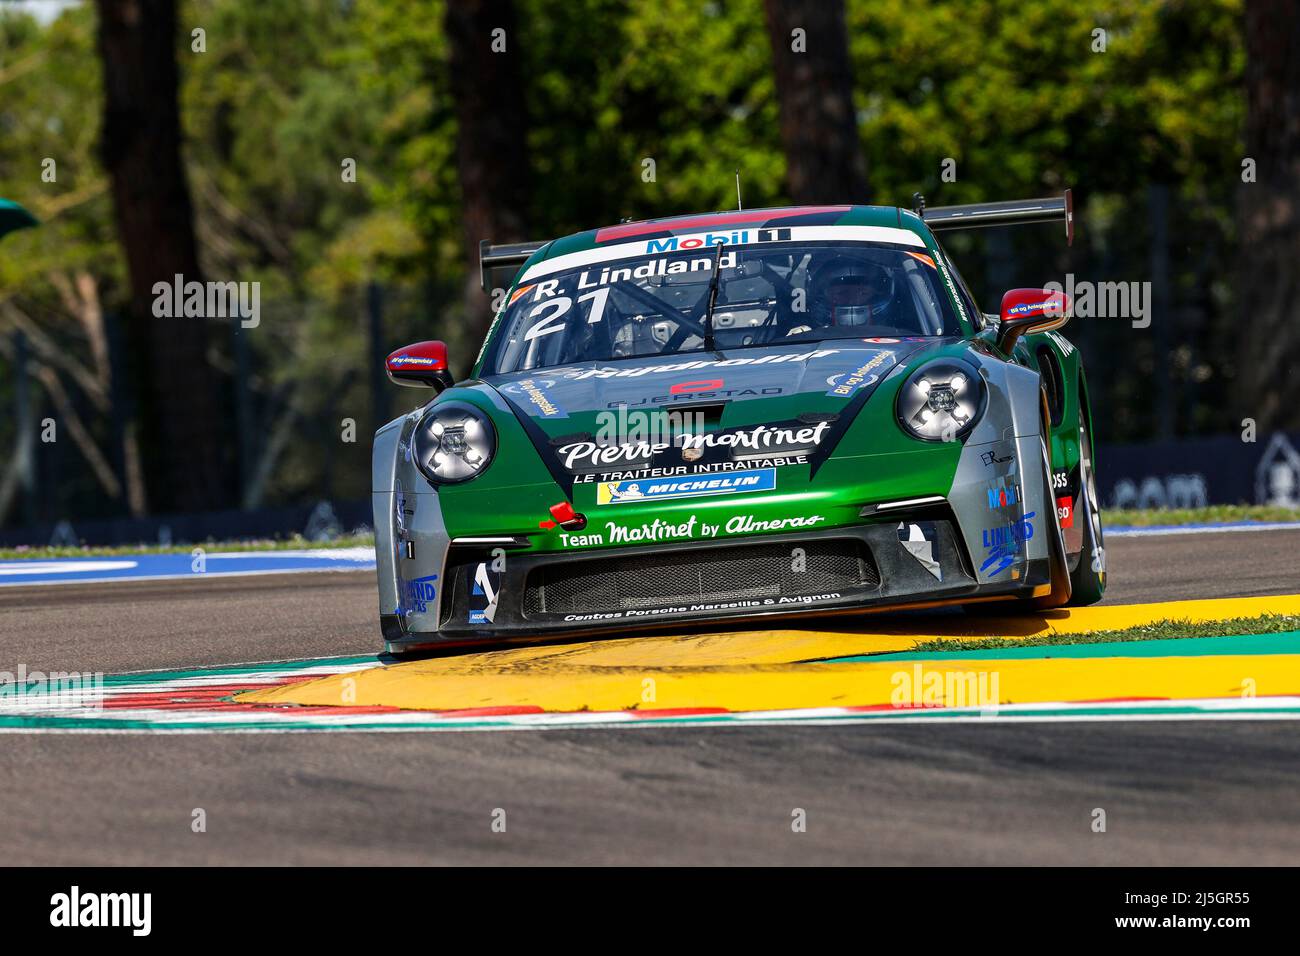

left=519, top=225, right=926, bottom=282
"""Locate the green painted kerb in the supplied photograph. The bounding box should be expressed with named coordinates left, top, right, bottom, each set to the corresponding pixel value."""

left=820, top=631, right=1300, bottom=664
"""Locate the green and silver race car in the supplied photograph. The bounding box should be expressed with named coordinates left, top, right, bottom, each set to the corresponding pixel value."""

left=373, top=195, right=1105, bottom=653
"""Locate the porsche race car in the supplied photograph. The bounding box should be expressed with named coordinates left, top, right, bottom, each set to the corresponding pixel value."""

left=373, top=194, right=1105, bottom=653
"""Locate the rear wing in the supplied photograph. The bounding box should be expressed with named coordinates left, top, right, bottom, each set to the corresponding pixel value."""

left=478, top=188, right=1074, bottom=292
left=479, top=239, right=549, bottom=293
left=919, top=189, right=1074, bottom=246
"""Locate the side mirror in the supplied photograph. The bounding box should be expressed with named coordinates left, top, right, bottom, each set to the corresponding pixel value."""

left=996, top=288, right=1071, bottom=353
left=385, top=340, right=454, bottom=391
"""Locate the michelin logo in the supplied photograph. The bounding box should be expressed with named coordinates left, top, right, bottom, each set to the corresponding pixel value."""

left=597, top=468, right=776, bottom=505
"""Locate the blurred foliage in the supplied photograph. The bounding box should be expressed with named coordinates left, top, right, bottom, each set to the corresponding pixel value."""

left=0, top=0, right=1248, bottom=525
left=845, top=0, right=1246, bottom=442
left=851, top=0, right=1244, bottom=203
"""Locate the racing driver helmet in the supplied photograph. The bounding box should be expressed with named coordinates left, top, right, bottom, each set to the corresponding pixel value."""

left=809, top=256, right=895, bottom=327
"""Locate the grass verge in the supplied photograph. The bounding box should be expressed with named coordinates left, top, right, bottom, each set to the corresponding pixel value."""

left=914, top=613, right=1300, bottom=653
left=1103, top=505, right=1300, bottom=526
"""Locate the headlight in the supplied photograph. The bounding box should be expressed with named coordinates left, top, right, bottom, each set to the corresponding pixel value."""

left=896, top=359, right=986, bottom=442
left=411, top=402, right=496, bottom=484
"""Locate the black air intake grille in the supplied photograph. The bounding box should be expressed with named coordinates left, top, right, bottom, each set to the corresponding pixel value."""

left=522, top=539, right=877, bottom=618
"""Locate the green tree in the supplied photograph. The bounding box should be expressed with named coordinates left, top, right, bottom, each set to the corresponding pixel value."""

left=764, top=0, right=868, bottom=203
left=1237, top=0, right=1300, bottom=431
left=97, top=0, right=234, bottom=511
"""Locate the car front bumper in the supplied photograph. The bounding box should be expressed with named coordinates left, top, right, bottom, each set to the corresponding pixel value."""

left=377, top=512, right=1052, bottom=654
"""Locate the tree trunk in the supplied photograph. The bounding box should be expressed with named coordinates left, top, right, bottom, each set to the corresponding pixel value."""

left=763, top=0, right=868, bottom=205
left=96, top=0, right=233, bottom=511
left=446, top=0, right=532, bottom=346
left=1237, top=0, right=1300, bottom=431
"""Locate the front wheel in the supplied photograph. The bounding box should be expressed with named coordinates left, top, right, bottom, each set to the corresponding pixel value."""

left=1028, top=428, right=1072, bottom=610
left=1065, top=398, right=1106, bottom=605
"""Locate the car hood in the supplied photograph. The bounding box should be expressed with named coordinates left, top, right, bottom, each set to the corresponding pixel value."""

left=470, top=338, right=956, bottom=494
left=483, top=338, right=951, bottom=426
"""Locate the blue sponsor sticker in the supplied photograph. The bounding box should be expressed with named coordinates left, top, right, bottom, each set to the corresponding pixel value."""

left=597, top=468, right=776, bottom=505
left=824, top=349, right=896, bottom=397
left=979, top=511, right=1036, bottom=575
left=467, top=562, right=501, bottom=625
left=399, top=573, right=439, bottom=614
left=986, top=478, right=1021, bottom=510
left=511, top=377, right=566, bottom=418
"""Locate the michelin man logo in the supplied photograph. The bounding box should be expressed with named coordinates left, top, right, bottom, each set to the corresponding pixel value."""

left=608, top=482, right=645, bottom=502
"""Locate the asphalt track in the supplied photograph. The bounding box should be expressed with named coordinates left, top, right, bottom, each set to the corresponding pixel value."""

left=1, top=529, right=1298, bottom=864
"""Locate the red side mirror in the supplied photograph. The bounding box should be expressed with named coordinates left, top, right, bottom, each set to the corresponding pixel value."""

left=996, top=288, right=1071, bottom=353
left=385, top=341, right=454, bottom=391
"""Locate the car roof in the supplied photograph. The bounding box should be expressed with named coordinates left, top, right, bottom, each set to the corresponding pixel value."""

left=537, top=204, right=933, bottom=263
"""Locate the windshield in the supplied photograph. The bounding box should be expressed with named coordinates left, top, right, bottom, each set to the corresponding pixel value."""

left=482, top=240, right=962, bottom=375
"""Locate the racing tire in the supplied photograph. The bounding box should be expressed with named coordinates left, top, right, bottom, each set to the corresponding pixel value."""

left=1064, top=396, right=1106, bottom=606
left=1028, top=429, right=1072, bottom=610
